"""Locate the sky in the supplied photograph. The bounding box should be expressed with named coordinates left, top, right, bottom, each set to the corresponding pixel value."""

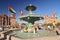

left=0, top=0, right=60, bottom=23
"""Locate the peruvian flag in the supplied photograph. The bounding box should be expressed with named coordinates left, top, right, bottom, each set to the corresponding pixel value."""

left=19, top=10, right=24, bottom=15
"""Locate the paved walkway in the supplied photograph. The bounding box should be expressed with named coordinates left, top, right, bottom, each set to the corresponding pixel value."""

left=21, top=36, right=60, bottom=40
left=9, top=36, right=60, bottom=40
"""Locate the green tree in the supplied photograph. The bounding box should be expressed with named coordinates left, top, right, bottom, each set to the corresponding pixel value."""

left=55, top=22, right=60, bottom=28
left=47, top=23, right=53, bottom=26
left=42, top=23, right=53, bottom=27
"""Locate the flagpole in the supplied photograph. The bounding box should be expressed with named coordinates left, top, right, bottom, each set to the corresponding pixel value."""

left=8, top=7, right=9, bottom=26
left=5, top=16, right=7, bottom=26
left=2, top=17, right=3, bottom=26
left=1, top=6, right=3, bottom=26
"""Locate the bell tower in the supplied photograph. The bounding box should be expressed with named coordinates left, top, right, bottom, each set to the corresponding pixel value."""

left=44, top=14, right=49, bottom=22
left=52, top=12, right=57, bottom=19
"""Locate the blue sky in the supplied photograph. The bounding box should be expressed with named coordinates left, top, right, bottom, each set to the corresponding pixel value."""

left=0, top=0, right=60, bottom=23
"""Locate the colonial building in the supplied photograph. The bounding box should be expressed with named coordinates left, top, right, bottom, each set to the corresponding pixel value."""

left=0, top=14, right=9, bottom=26
left=0, top=13, right=17, bottom=26
left=44, top=12, right=60, bottom=26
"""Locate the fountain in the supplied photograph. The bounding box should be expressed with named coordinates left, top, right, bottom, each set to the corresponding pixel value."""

left=20, top=4, right=43, bottom=32
left=9, top=4, right=57, bottom=39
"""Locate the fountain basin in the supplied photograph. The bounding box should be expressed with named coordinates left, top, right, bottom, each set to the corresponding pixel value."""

left=9, top=30, right=57, bottom=38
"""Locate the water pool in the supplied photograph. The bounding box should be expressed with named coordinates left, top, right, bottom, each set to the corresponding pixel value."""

left=9, top=30, right=57, bottom=38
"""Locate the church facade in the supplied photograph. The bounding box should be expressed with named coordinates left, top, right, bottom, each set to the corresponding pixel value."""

left=44, top=12, right=60, bottom=26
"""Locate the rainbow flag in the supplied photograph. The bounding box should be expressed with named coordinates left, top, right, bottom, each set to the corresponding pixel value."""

left=8, top=6, right=16, bottom=13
